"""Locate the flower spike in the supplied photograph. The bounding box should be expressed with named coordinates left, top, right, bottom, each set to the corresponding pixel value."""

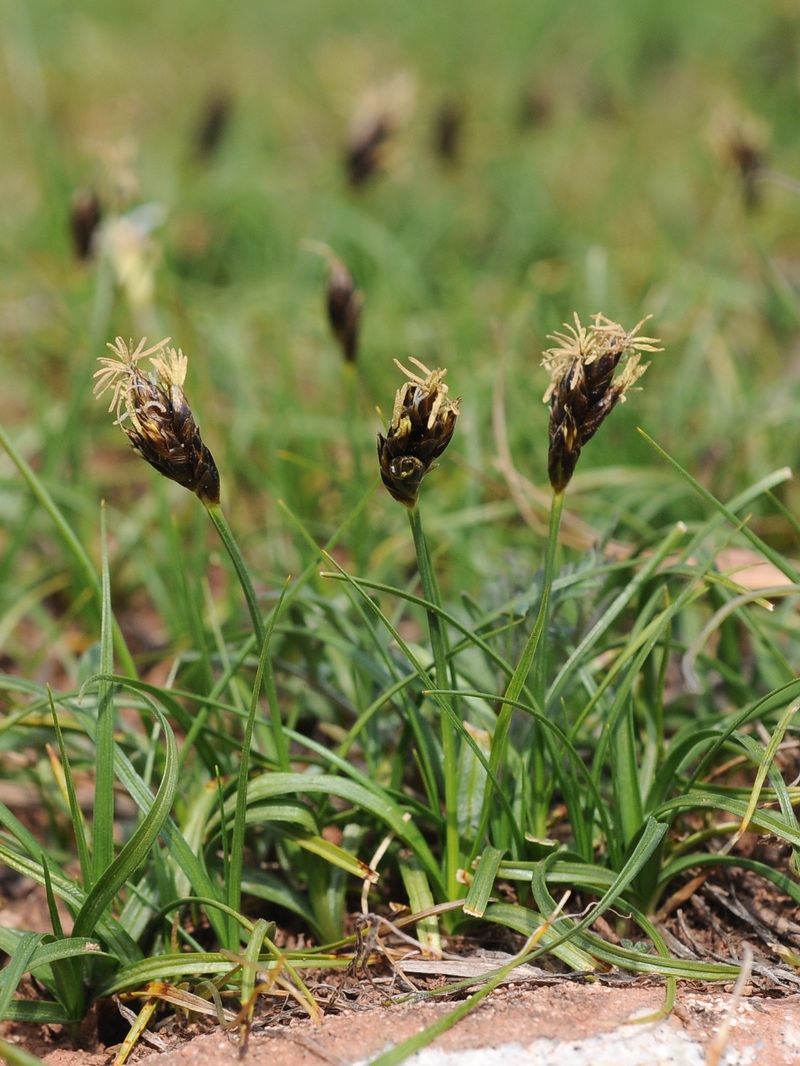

left=377, top=358, right=460, bottom=508
left=542, top=313, right=661, bottom=493
left=94, top=338, right=220, bottom=505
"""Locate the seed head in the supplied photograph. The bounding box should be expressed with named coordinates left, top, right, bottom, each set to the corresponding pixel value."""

left=542, top=313, right=661, bottom=493
left=94, top=337, right=220, bottom=505
left=709, top=107, right=769, bottom=212
left=344, top=73, right=415, bottom=188
left=377, top=358, right=460, bottom=509
left=432, top=98, right=464, bottom=165
left=70, top=189, right=102, bottom=260
left=192, top=89, right=233, bottom=164
left=326, top=256, right=364, bottom=364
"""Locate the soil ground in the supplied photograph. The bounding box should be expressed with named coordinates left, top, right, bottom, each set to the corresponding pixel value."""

left=3, top=979, right=800, bottom=1066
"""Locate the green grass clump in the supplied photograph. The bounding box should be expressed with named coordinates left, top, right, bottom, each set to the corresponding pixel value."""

left=1, top=1, right=800, bottom=1062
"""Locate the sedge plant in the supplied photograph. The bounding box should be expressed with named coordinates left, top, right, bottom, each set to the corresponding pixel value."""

left=1, top=313, right=799, bottom=1066
left=2, top=323, right=799, bottom=1064
left=377, top=357, right=461, bottom=901
left=5, top=5, right=800, bottom=1061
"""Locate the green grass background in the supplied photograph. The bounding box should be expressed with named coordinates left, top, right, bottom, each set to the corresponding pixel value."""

left=1, top=0, right=800, bottom=1056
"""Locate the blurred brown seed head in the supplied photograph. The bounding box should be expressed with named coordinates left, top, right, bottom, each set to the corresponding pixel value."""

left=327, top=257, right=364, bottom=363
left=432, top=98, right=464, bottom=165
left=94, top=338, right=220, bottom=505
left=377, top=358, right=460, bottom=508
left=728, top=129, right=766, bottom=210
left=709, top=107, right=770, bottom=211
left=345, top=116, right=392, bottom=187
left=70, top=189, right=102, bottom=260
left=542, top=313, right=661, bottom=494
left=344, top=73, right=415, bottom=188
left=193, top=90, right=234, bottom=164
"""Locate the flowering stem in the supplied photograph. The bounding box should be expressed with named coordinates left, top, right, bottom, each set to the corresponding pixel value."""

left=407, top=503, right=460, bottom=900
left=505, top=491, right=563, bottom=708
left=343, top=363, right=368, bottom=573
left=205, top=504, right=290, bottom=773
left=486, top=489, right=564, bottom=841
left=205, top=504, right=265, bottom=645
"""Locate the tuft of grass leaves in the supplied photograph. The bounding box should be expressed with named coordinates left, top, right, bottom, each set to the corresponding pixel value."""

left=1, top=1, right=800, bottom=1062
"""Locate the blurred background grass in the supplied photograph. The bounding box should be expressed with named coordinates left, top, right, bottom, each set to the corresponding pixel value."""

left=2, top=0, right=799, bottom=636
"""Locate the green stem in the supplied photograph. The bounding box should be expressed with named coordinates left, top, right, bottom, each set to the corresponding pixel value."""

left=205, top=503, right=290, bottom=772
left=611, top=700, right=644, bottom=849
left=205, top=504, right=264, bottom=644
left=227, top=587, right=288, bottom=947
left=92, top=503, right=115, bottom=883
left=407, top=504, right=460, bottom=900
left=479, top=490, right=564, bottom=844
left=343, top=363, right=368, bottom=574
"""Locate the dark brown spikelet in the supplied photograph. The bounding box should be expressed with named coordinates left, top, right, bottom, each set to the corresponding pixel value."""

left=345, top=117, right=392, bottom=188
left=193, top=90, right=233, bottom=164
left=121, top=373, right=220, bottom=503
left=326, top=257, right=364, bottom=363
left=343, top=74, right=414, bottom=189
left=70, top=189, right=102, bottom=260
left=728, top=130, right=766, bottom=211
left=432, top=98, right=464, bottom=165
left=710, top=109, right=769, bottom=212
left=377, top=359, right=459, bottom=508
left=542, top=314, right=661, bottom=494
left=94, top=338, right=220, bottom=506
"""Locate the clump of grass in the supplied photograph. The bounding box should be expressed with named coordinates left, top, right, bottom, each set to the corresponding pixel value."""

left=2, top=302, right=800, bottom=1064
left=2, top=5, right=800, bottom=1060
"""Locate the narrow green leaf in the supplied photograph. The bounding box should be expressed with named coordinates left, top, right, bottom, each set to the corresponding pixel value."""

left=40, top=863, right=83, bottom=1019
left=47, top=688, right=92, bottom=884
left=610, top=699, right=644, bottom=849
left=639, top=435, right=798, bottom=583
left=73, top=702, right=178, bottom=939
left=90, top=506, right=115, bottom=885
left=726, top=701, right=799, bottom=847
left=233, top=771, right=444, bottom=895
left=398, top=851, right=441, bottom=955
left=0, top=1000, right=88, bottom=1025
left=0, top=1035, right=48, bottom=1065
left=655, top=791, right=800, bottom=846
left=96, top=951, right=350, bottom=999
left=238, top=918, right=269, bottom=1024
left=408, top=504, right=460, bottom=899
left=0, top=422, right=136, bottom=676
left=227, top=579, right=289, bottom=946
left=0, top=933, right=41, bottom=1023
left=464, top=846, right=505, bottom=918
left=0, top=843, right=140, bottom=963
left=279, top=829, right=378, bottom=881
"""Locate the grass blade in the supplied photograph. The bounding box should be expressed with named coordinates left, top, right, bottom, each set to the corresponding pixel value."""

left=91, top=501, right=115, bottom=883
left=0, top=422, right=136, bottom=676
left=73, top=701, right=178, bottom=939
